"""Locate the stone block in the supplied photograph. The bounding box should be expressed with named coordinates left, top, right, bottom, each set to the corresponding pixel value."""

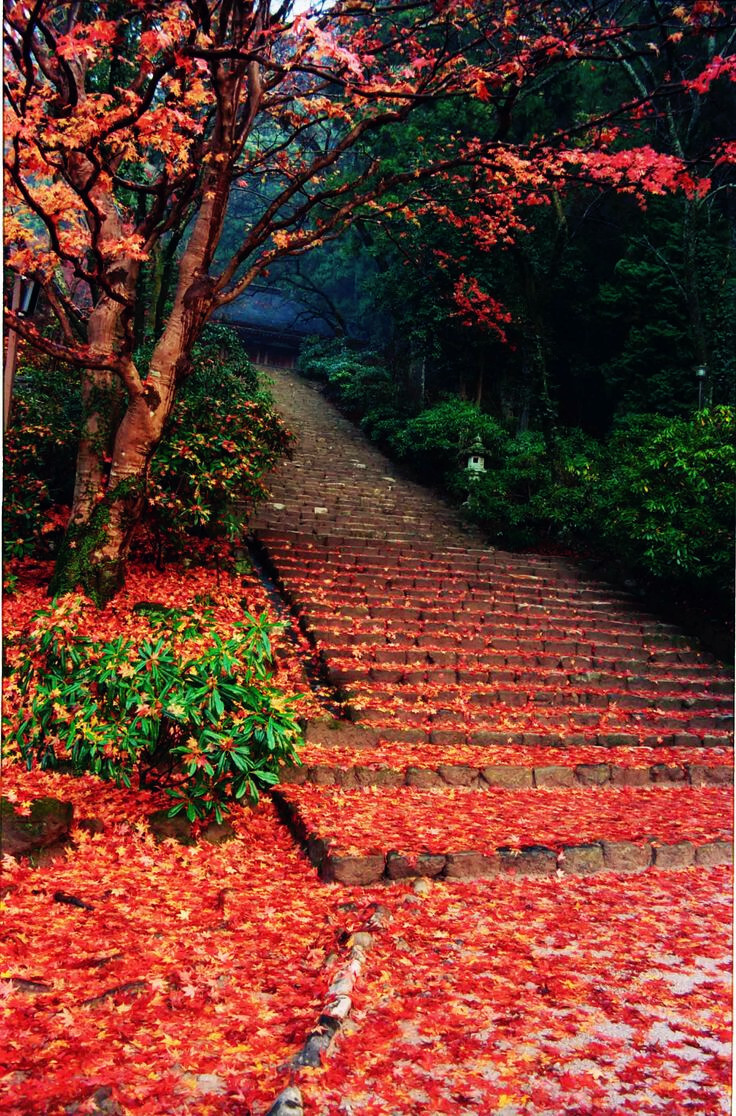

left=472, top=731, right=523, bottom=746
left=559, top=843, right=605, bottom=875
left=650, top=763, right=686, bottom=783
left=575, top=764, right=611, bottom=786
left=653, top=842, right=695, bottom=869
left=277, top=765, right=308, bottom=786
left=610, top=766, right=650, bottom=786
left=499, top=846, right=557, bottom=876
left=325, top=854, right=385, bottom=886
left=148, top=809, right=194, bottom=846
left=694, top=841, right=733, bottom=867
left=201, top=820, right=237, bottom=846
left=597, top=733, right=639, bottom=748
left=2, top=797, right=73, bottom=859
left=266, top=1086, right=304, bottom=1116
left=437, top=764, right=476, bottom=787
left=429, top=729, right=466, bottom=746
left=386, top=728, right=427, bottom=744
left=533, top=765, right=575, bottom=788
left=386, top=852, right=418, bottom=879
left=355, top=766, right=403, bottom=788
left=309, top=765, right=337, bottom=786
left=416, top=853, right=447, bottom=878
left=688, top=765, right=733, bottom=786
left=601, top=840, right=652, bottom=872
left=444, top=851, right=499, bottom=878
left=334, top=768, right=359, bottom=788
left=482, top=765, right=533, bottom=789
left=406, top=767, right=444, bottom=788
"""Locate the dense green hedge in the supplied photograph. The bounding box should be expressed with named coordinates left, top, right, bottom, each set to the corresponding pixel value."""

left=297, top=339, right=735, bottom=601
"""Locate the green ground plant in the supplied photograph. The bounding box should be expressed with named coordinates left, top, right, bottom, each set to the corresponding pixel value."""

left=4, top=597, right=301, bottom=823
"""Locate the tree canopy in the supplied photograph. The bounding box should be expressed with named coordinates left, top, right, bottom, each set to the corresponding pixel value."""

left=4, top=0, right=734, bottom=599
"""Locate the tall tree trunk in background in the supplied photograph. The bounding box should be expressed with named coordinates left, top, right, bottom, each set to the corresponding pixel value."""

left=514, top=250, right=556, bottom=441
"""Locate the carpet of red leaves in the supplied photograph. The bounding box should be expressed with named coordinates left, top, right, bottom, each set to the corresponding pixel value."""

left=278, top=783, right=733, bottom=857
left=300, top=868, right=733, bottom=1115
left=2, top=557, right=733, bottom=1115
left=1, top=766, right=352, bottom=1115
left=297, top=736, right=733, bottom=772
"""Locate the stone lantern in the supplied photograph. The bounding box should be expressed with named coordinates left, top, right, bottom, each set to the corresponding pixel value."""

left=466, top=437, right=486, bottom=479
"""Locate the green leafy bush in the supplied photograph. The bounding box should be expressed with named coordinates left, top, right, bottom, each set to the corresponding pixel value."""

left=459, top=407, right=733, bottom=593
left=297, top=337, right=398, bottom=419
left=594, top=407, right=735, bottom=587
left=4, top=597, right=302, bottom=823
left=3, top=349, right=80, bottom=563
left=3, top=326, right=290, bottom=570
left=147, top=363, right=292, bottom=554
left=455, top=428, right=601, bottom=546
left=389, top=398, right=508, bottom=477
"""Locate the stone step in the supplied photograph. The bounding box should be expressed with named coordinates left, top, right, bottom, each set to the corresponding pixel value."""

left=273, top=782, right=734, bottom=885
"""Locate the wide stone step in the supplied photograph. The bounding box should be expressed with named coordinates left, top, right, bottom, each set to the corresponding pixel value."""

left=273, top=782, right=733, bottom=884
left=282, top=734, right=732, bottom=791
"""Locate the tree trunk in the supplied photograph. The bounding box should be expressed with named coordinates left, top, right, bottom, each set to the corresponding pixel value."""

left=51, top=181, right=231, bottom=603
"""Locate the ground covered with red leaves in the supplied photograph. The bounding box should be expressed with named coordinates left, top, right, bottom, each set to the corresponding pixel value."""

left=2, top=765, right=732, bottom=1116
left=2, top=557, right=732, bottom=1115
left=300, top=867, right=732, bottom=1116
left=278, top=782, right=733, bottom=857
left=1, top=767, right=350, bottom=1115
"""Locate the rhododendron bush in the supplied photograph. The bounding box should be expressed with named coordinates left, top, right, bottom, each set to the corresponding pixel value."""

left=2, top=559, right=324, bottom=822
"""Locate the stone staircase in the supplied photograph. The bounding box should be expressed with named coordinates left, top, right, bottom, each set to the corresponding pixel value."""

left=251, top=368, right=734, bottom=885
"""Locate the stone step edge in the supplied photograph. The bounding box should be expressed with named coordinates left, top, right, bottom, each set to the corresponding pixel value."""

left=301, top=720, right=733, bottom=746
left=280, top=759, right=732, bottom=791
left=272, top=790, right=733, bottom=886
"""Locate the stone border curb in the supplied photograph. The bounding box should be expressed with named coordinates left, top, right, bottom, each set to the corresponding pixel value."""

left=272, top=790, right=733, bottom=885
left=279, top=758, right=733, bottom=791
left=264, top=904, right=390, bottom=1116
left=291, top=902, right=389, bottom=1069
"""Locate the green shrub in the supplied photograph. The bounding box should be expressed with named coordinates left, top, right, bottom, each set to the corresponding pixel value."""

left=296, top=336, right=340, bottom=381
left=390, top=398, right=508, bottom=477
left=297, top=337, right=398, bottom=418
left=454, top=428, right=600, bottom=546
left=4, top=597, right=302, bottom=823
left=147, top=363, right=291, bottom=554
left=458, top=407, right=734, bottom=594
left=595, top=406, right=735, bottom=588
left=3, top=326, right=289, bottom=569
left=2, top=350, right=80, bottom=564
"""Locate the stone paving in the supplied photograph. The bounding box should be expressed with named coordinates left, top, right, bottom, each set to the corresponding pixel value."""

left=251, top=367, right=733, bottom=885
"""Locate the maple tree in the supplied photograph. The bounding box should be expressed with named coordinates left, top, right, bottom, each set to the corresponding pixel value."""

left=4, top=0, right=732, bottom=602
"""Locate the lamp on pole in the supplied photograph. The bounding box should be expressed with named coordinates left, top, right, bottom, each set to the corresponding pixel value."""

left=695, top=365, right=707, bottom=411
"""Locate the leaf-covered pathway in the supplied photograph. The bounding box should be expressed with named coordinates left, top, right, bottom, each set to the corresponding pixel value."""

left=248, top=364, right=732, bottom=1113
left=2, top=367, right=732, bottom=1115
left=250, top=366, right=733, bottom=882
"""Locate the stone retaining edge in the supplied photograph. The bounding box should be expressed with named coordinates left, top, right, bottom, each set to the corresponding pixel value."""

left=271, top=790, right=733, bottom=886
left=278, top=759, right=733, bottom=791
left=265, top=902, right=391, bottom=1116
